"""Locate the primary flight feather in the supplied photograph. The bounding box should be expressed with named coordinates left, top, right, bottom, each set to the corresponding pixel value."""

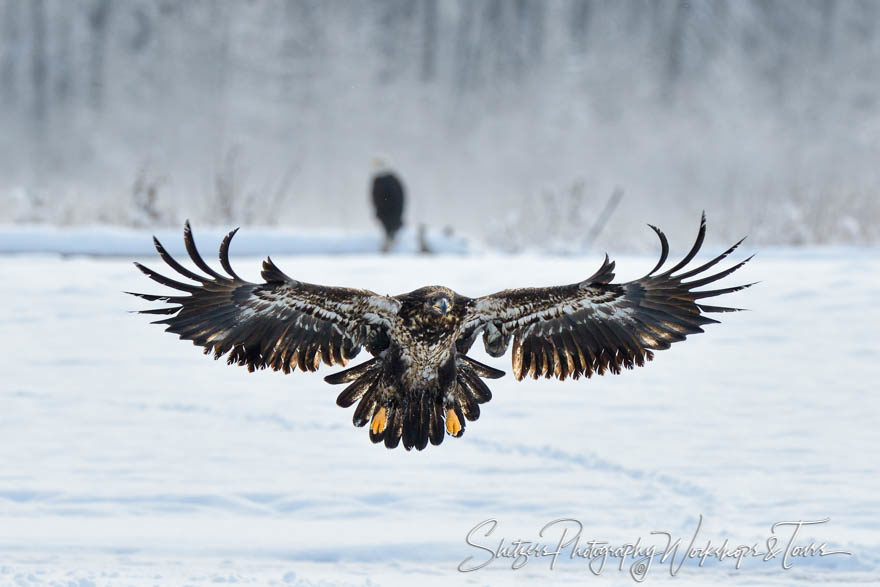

left=130, top=214, right=752, bottom=451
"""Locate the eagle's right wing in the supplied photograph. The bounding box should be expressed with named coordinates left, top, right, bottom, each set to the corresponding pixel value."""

left=129, top=222, right=400, bottom=373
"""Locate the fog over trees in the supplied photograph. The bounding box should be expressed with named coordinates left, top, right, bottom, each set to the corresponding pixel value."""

left=2, top=0, right=878, bottom=248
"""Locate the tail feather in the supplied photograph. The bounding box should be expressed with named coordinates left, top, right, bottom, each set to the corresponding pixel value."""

left=384, top=406, right=403, bottom=449
left=402, top=397, right=418, bottom=450
left=450, top=403, right=466, bottom=438
left=335, top=369, right=381, bottom=408
left=329, top=353, right=502, bottom=450
left=325, top=358, right=379, bottom=385
left=458, top=355, right=505, bottom=379
left=455, top=376, right=482, bottom=421
left=415, top=394, right=430, bottom=451
left=352, top=376, right=381, bottom=427
left=428, top=401, right=444, bottom=446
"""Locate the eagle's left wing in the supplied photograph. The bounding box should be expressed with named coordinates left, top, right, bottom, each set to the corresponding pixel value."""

left=461, top=214, right=753, bottom=380
left=129, top=222, right=399, bottom=374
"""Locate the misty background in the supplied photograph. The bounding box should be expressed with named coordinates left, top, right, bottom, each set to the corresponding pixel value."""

left=2, top=0, right=879, bottom=251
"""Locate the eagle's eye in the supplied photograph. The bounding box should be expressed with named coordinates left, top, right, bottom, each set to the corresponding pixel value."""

left=430, top=296, right=451, bottom=314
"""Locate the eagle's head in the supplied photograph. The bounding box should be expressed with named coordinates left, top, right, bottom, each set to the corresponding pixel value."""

left=422, top=286, right=455, bottom=316
left=398, top=286, right=460, bottom=330
left=428, top=292, right=452, bottom=315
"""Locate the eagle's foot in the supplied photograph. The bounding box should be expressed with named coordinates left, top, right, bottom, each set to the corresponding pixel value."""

left=370, top=407, right=387, bottom=435
left=445, top=408, right=462, bottom=437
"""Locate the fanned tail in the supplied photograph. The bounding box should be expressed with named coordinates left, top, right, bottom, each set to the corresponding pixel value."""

left=324, top=353, right=502, bottom=451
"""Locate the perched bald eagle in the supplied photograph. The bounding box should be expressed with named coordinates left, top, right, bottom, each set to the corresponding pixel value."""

left=370, top=169, right=405, bottom=252
left=130, top=214, right=751, bottom=451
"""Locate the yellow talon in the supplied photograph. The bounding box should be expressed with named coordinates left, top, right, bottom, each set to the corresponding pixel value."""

left=370, top=407, right=387, bottom=435
left=445, top=408, right=461, bottom=436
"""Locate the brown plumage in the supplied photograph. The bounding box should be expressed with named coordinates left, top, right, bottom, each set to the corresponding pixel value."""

left=129, top=214, right=752, bottom=450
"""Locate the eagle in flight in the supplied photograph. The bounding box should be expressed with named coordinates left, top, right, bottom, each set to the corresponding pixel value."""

left=131, top=214, right=751, bottom=451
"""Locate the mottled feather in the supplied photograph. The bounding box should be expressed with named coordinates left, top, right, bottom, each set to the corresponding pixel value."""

left=131, top=215, right=752, bottom=451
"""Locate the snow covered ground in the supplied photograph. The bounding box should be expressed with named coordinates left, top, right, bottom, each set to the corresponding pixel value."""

left=0, top=224, right=470, bottom=257
left=1, top=235, right=879, bottom=585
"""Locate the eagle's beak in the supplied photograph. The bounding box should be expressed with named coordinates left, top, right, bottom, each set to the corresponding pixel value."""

left=434, top=298, right=450, bottom=314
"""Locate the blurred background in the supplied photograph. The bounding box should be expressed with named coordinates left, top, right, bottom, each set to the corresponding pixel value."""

left=1, top=0, right=879, bottom=251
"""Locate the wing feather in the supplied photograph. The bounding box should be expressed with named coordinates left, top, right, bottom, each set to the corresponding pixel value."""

left=130, top=224, right=399, bottom=374
left=462, top=213, right=752, bottom=381
left=183, top=220, right=226, bottom=281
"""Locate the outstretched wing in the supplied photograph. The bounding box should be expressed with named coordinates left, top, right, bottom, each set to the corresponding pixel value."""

left=129, top=222, right=400, bottom=373
left=461, top=214, right=753, bottom=380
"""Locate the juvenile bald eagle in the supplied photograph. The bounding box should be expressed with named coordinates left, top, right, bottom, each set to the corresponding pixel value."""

left=130, top=214, right=751, bottom=451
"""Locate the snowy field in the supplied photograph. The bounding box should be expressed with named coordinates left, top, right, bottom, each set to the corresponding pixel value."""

left=0, top=225, right=470, bottom=257
left=1, top=238, right=879, bottom=585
